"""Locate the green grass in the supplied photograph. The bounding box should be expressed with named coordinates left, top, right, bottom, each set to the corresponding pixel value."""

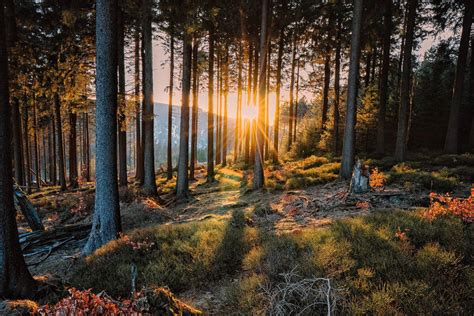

left=71, top=210, right=473, bottom=314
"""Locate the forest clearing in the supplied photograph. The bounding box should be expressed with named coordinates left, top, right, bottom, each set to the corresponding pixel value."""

left=1, top=0, right=474, bottom=314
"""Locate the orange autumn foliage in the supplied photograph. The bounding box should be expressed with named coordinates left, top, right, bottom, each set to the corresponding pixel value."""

left=369, top=167, right=386, bottom=191
left=423, top=190, right=474, bottom=223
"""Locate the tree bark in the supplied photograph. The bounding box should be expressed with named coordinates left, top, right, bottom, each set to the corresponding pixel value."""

left=234, top=43, right=243, bottom=163
left=207, top=29, right=215, bottom=182
left=287, top=33, right=297, bottom=151
left=22, top=102, right=31, bottom=193
left=12, top=98, right=23, bottom=185
left=167, top=33, right=174, bottom=180
left=216, top=48, right=221, bottom=165
left=444, top=0, right=472, bottom=153
left=51, top=116, right=57, bottom=184
left=273, top=30, right=284, bottom=162
left=322, top=53, right=331, bottom=129
left=190, top=37, right=199, bottom=179
left=176, top=14, right=192, bottom=200
left=254, top=0, right=269, bottom=189
left=83, top=0, right=121, bottom=256
left=68, top=111, right=78, bottom=188
left=394, top=0, right=418, bottom=161
left=333, top=14, right=342, bottom=154
left=54, top=94, right=67, bottom=190
left=82, top=112, right=90, bottom=182
left=118, top=9, right=127, bottom=187
left=222, top=46, right=229, bottom=167
left=376, top=0, right=392, bottom=155
left=141, top=0, right=157, bottom=195
left=340, top=0, right=363, bottom=179
left=0, top=1, right=37, bottom=297
left=134, top=27, right=143, bottom=183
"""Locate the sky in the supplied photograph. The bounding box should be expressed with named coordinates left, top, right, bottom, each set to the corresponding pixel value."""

left=139, top=29, right=453, bottom=121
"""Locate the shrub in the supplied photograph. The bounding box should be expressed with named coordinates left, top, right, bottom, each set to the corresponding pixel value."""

left=423, top=192, right=473, bottom=223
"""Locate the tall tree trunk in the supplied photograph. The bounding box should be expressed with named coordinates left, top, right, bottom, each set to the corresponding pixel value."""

left=42, top=127, right=47, bottom=182
left=176, top=14, right=192, bottom=200
left=468, top=37, right=474, bottom=149
left=322, top=53, right=331, bottom=129
left=190, top=37, right=199, bottom=178
left=234, top=43, right=243, bottom=162
left=444, top=0, right=472, bottom=153
left=167, top=33, right=174, bottom=180
left=141, top=0, right=157, bottom=195
left=376, top=0, right=392, bottom=155
left=134, top=27, right=143, bottom=183
left=247, top=43, right=253, bottom=107
left=68, top=111, right=78, bottom=188
left=82, top=112, right=90, bottom=182
left=23, top=102, right=31, bottom=193
left=216, top=48, right=221, bottom=165
left=118, top=9, right=127, bottom=187
left=54, top=94, right=66, bottom=190
left=48, top=119, right=54, bottom=183
left=287, top=33, right=297, bottom=151
left=254, top=0, right=269, bottom=189
left=222, top=46, right=229, bottom=167
left=83, top=0, right=121, bottom=256
left=395, top=0, right=418, bottom=161
left=273, top=30, right=284, bottom=162
left=207, top=30, right=215, bottom=182
left=294, top=59, right=300, bottom=142
left=333, top=16, right=341, bottom=155
left=264, top=44, right=271, bottom=160
left=0, top=1, right=37, bottom=296
left=12, top=98, right=23, bottom=185
left=51, top=116, right=57, bottom=184
left=340, top=0, right=363, bottom=179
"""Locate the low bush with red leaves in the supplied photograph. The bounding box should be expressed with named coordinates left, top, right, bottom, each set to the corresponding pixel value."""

left=38, top=287, right=201, bottom=315
left=423, top=190, right=473, bottom=223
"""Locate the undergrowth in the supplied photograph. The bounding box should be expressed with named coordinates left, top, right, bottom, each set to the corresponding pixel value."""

left=71, top=208, right=474, bottom=314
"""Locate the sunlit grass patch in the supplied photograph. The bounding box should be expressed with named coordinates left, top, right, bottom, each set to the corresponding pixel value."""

left=387, top=163, right=460, bottom=192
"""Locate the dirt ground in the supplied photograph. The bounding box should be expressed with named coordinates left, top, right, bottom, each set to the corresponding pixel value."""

left=17, top=165, right=443, bottom=305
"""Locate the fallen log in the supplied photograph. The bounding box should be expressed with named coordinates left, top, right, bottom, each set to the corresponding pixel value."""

left=14, top=183, right=45, bottom=231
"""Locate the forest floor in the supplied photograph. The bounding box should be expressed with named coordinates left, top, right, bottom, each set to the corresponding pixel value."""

left=12, top=153, right=474, bottom=314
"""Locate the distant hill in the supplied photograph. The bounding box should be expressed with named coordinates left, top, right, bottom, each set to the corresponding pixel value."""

left=152, top=103, right=235, bottom=164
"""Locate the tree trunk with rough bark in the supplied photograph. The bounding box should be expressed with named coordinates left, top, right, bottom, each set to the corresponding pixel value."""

left=118, top=9, right=127, bottom=187
left=322, top=53, right=331, bottom=129
left=190, top=38, right=199, bottom=179
left=167, top=34, right=174, bottom=180
left=444, top=0, right=472, bottom=153
left=141, top=0, right=157, bottom=195
left=395, top=0, right=418, bottom=161
left=254, top=0, right=269, bottom=189
left=273, top=30, right=284, bottom=162
left=54, top=94, right=66, bottom=191
left=0, top=2, right=37, bottom=297
left=207, top=30, right=215, bottom=182
left=287, top=33, right=297, bottom=151
left=176, top=12, right=192, bottom=200
left=83, top=0, right=121, bottom=256
left=376, top=0, right=392, bottom=155
left=134, top=28, right=143, bottom=183
left=68, top=111, right=78, bottom=188
left=340, top=0, right=363, bottom=179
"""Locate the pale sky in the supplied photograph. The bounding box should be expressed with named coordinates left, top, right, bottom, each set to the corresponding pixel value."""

left=140, top=29, right=451, bottom=120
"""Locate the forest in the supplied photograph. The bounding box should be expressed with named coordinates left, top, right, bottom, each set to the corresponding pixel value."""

left=0, top=0, right=473, bottom=314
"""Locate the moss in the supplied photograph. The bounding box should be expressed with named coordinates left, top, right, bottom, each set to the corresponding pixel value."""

left=71, top=210, right=474, bottom=314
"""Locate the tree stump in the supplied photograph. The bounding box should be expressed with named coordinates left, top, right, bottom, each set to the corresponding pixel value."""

left=349, top=159, right=370, bottom=194
left=14, top=183, right=44, bottom=231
